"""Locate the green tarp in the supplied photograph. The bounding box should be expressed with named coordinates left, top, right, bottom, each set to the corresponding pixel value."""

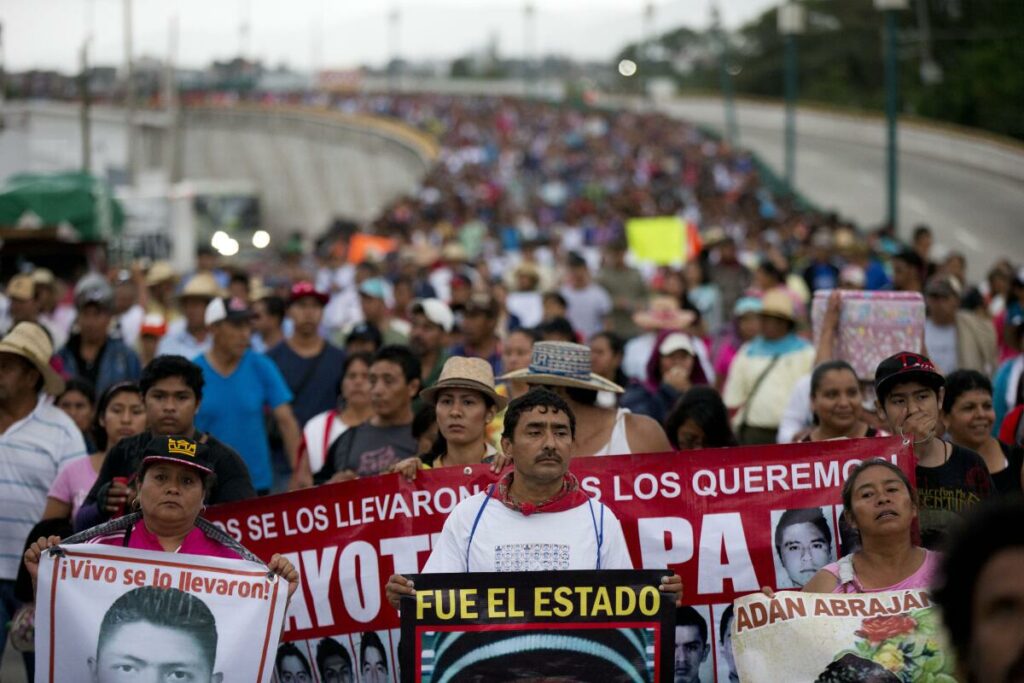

left=0, top=171, right=124, bottom=241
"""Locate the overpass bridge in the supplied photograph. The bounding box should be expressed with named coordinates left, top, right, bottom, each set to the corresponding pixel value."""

left=0, top=102, right=437, bottom=242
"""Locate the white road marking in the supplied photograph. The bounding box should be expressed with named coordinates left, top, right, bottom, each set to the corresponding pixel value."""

left=953, top=228, right=981, bottom=251
left=905, top=194, right=929, bottom=215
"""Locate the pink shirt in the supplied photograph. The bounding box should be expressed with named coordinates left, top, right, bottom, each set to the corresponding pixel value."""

left=89, top=519, right=240, bottom=559
left=47, top=455, right=99, bottom=518
left=823, top=549, right=940, bottom=593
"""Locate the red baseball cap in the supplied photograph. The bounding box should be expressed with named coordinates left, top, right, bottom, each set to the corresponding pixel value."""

left=288, top=281, right=329, bottom=306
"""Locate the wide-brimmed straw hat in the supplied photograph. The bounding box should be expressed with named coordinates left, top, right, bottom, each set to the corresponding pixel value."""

left=145, top=261, right=179, bottom=287
left=499, top=341, right=624, bottom=394
left=633, top=296, right=697, bottom=332
left=420, top=356, right=507, bottom=410
left=759, top=289, right=797, bottom=323
left=179, top=273, right=222, bottom=301
left=0, top=322, right=65, bottom=395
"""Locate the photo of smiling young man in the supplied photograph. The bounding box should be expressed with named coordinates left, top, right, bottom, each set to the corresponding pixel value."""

left=770, top=507, right=836, bottom=589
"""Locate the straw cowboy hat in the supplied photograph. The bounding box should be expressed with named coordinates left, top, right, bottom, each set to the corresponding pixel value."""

left=420, top=356, right=507, bottom=410
left=179, top=273, right=222, bottom=300
left=633, top=296, right=697, bottom=332
left=499, top=341, right=624, bottom=394
left=0, top=322, right=65, bottom=395
left=145, top=261, right=179, bottom=287
left=759, top=289, right=798, bottom=323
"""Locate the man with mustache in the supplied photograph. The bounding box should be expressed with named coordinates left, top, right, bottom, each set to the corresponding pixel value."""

left=385, top=388, right=681, bottom=602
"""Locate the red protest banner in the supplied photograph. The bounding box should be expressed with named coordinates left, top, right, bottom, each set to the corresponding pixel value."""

left=205, top=436, right=911, bottom=648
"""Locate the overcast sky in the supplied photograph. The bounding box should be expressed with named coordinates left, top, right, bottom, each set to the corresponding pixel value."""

left=1, top=0, right=781, bottom=73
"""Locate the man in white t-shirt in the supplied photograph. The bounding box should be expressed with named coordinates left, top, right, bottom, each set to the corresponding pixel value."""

left=386, top=388, right=682, bottom=607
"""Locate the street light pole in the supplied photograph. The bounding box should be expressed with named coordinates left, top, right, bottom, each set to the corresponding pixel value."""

left=123, top=0, right=135, bottom=185
left=523, top=1, right=535, bottom=98
left=711, top=2, right=738, bottom=145
left=875, top=0, right=908, bottom=232
left=778, top=2, right=805, bottom=194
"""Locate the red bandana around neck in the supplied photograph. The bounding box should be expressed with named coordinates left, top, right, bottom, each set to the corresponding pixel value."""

left=495, top=471, right=591, bottom=516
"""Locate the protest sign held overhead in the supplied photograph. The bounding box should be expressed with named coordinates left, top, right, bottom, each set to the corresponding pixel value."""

left=401, top=569, right=674, bottom=683
left=34, top=543, right=288, bottom=683
left=732, top=590, right=957, bottom=683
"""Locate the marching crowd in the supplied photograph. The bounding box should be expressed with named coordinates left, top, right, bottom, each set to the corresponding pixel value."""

left=0, top=94, right=1022, bottom=681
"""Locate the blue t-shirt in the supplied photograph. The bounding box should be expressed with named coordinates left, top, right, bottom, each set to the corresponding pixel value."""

left=265, top=341, right=346, bottom=426
left=194, top=351, right=293, bottom=491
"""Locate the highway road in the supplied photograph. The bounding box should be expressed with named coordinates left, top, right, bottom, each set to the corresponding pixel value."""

left=660, top=98, right=1024, bottom=282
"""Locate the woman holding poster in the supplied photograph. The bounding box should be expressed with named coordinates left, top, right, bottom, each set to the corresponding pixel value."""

left=801, top=459, right=939, bottom=593
left=23, top=435, right=299, bottom=596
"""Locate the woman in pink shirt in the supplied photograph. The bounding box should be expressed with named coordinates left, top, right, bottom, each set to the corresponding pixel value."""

left=25, top=435, right=298, bottom=594
left=803, top=458, right=939, bottom=593
left=44, top=382, right=146, bottom=521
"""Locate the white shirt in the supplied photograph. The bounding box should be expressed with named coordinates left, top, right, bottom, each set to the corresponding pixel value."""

left=423, top=491, right=633, bottom=573
left=560, top=283, right=612, bottom=341
left=0, top=396, right=87, bottom=579
left=925, top=319, right=959, bottom=374
left=301, top=409, right=352, bottom=474
left=777, top=374, right=813, bottom=443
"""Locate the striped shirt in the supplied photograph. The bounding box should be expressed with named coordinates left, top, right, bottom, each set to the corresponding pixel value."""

left=0, top=396, right=87, bottom=579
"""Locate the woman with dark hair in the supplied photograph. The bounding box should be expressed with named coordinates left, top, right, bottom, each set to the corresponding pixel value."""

left=801, top=361, right=881, bottom=442
left=56, top=377, right=97, bottom=450
left=943, top=369, right=1024, bottom=494
left=393, top=357, right=509, bottom=478
left=44, top=382, right=146, bottom=521
left=590, top=331, right=629, bottom=409
left=622, top=331, right=710, bottom=423
left=664, top=386, right=737, bottom=450
left=300, top=352, right=374, bottom=475
left=801, top=459, right=938, bottom=593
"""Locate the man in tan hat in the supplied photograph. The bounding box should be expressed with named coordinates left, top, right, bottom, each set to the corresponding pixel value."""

left=157, top=273, right=221, bottom=359
left=4, top=274, right=41, bottom=334
left=144, top=260, right=181, bottom=325
left=33, top=268, right=75, bottom=347
left=722, top=290, right=815, bottom=445
left=0, top=322, right=88, bottom=648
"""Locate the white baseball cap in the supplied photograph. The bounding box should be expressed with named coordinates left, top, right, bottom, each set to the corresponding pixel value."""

left=659, top=332, right=696, bottom=356
left=411, top=298, right=454, bottom=333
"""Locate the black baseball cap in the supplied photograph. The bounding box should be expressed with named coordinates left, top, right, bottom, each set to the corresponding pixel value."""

left=141, top=435, right=213, bottom=475
left=346, top=322, right=382, bottom=347
left=874, top=352, right=945, bottom=404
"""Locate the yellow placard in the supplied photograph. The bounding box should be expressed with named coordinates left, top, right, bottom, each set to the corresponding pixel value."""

left=626, top=216, right=686, bottom=265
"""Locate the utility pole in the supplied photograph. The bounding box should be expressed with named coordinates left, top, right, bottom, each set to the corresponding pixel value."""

left=80, top=41, right=92, bottom=173
left=123, top=0, right=136, bottom=185
left=711, top=2, right=738, bottom=145
left=875, top=0, right=908, bottom=232
left=166, top=13, right=183, bottom=183
left=523, top=1, right=535, bottom=98
left=643, top=2, right=655, bottom=100
left=388, top=6, right=401, bottom=92
left=0, top=23, right=6, bottom=131
left=778, top=2, right=805, bottom=193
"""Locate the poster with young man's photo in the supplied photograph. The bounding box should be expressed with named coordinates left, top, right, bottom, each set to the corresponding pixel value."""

left=399, top=570, right=674, bottom=683
left=769, top=506, right=839, bottom=589
left=35, top=544, right=288, bottom=683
